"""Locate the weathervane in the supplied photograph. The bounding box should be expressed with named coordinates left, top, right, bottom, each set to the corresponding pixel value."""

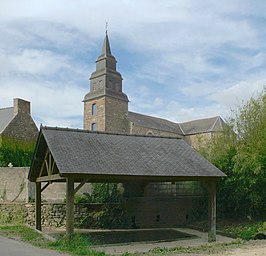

left=106, top=22, right=108, bottom=35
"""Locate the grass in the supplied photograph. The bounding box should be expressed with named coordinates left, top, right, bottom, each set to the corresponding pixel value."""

left=0, top=225, right=106, bottom=256
left=0, top=222, right=264, bottom=256
left=220, top=221, right=265, bottom=240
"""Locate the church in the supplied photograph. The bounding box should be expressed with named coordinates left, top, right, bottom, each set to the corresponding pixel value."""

left=83, top=32, right=225, bottom=148
left=79, top=32, right=225, bottom=228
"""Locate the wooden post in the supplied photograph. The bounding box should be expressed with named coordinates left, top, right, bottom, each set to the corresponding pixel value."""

left=66, top=177, right=74, bottom=238
left=208, top=180, right=216, bottom=242
left=35, top=182, right=42, bottom=231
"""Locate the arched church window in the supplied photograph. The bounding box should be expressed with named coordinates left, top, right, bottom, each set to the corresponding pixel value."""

left=91, top=123, right=97, bottom=131
left=92, top=103, right=96, bottom=116
left=146, top=131, right=154, bottom=136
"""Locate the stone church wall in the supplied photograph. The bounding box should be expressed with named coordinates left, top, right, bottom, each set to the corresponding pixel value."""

left=105, top=97, right=129, bottom=133
left=130, top=123, right=182, bottom=138
left=184, top=132, right=213, bottom=150
left=84, top=97, right=106, bottom=131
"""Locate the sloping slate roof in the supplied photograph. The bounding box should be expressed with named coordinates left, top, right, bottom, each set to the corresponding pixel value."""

left=180, top=116, right=225, bottom=135
left=128, top=112, right=225, bottom=136
left=29, top=127, right=225, bottom=181
left=128, top=112, right=184, bottom=135
left=0, top=107, right=14, bottom=133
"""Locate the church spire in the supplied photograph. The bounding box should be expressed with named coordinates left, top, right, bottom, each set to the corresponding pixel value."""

left=84, top=31, right=128, bottom=101
left=101, top=32, right=112, bottom=56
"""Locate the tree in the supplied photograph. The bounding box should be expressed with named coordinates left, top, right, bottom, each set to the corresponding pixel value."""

left=200, top=88, right=266, bottom=219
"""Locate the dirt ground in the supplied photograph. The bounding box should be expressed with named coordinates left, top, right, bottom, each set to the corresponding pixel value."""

left=173, top=240, right=266, bottom=256
left=213, top=240, right=266, bottom=256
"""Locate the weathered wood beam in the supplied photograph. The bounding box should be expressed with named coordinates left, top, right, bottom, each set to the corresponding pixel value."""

left=35, top=182, right=42, bottom=231
left=74, top=179, right=89, bottom=195
left=66, top=177, right=75, bottom=238
left=36, top=174, right=65, bottom=182
left=206, top=181, right=217, bottom=242
left=39, top=149, right=49, bottom=177
left=41, top=182, right=50, bottom=192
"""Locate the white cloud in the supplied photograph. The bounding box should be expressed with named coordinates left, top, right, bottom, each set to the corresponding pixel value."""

left=0, top=79, right=87, bottom=128
left=209, top=79, right=266, bottom=108
left=149, top=99, right=227, bottom=123
left=8, top=49, right=69, bottom=75
left=0, top=0, right=266, bottom=128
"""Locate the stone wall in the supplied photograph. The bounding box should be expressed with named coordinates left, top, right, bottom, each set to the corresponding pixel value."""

left=84, top=97, right=106, bottom=131
left=184, top=132, right=213, bottom=149
left=0, top=167, right=92, bottom=203
left=0, top=167, right=29, bottom=202
left=0, top=202, right=126, bottom=229
left=0, top=198, right=195, bottom=229
left=2, top=98, right=38, bottom=143
left=84, top=96, right=129, bottom=133
left=105, top=96, right=129, bottom=133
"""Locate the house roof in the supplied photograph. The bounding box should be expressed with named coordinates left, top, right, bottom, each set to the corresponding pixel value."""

left=128, top=112, right=225, bottom=136
left=0, top=107, right=14, bottom=134
left=29, top=126, right=225, bottom=182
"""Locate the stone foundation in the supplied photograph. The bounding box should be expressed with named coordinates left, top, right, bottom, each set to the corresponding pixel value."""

left=0, top=202, right=109, bottom=228
left=0, top=196, right=196, bottom=229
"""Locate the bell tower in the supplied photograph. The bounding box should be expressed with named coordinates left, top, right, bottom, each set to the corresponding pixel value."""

left=83, top=32, right=129, bottom=133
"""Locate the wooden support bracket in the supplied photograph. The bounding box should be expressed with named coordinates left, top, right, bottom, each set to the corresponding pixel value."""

left=74, top=179, right=89, bottom=195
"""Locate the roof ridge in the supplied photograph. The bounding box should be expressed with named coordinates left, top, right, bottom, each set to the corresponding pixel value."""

left=180, top=115, right=220, bottom=125
left=0, top=106, right=13, bottom=111
left=178, top=123, right=185, bottom=135
left=41, top=126, right=182, bottom=140
left=210, top=116, right=220, bottom=132
left=128, top=111, right=179, bottom=125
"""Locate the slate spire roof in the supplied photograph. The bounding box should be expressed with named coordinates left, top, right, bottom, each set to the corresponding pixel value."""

left=101, top=32, right=112, bottom=57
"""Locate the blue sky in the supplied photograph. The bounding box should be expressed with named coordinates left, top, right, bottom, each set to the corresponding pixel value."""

left=0, top=0, right=265, bottom=128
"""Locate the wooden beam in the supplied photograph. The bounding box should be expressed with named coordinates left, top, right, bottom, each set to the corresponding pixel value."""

left=74, top=179, right=89, bottom=195
left=39, top=149, right=49, bottom=177
left=66, top=177, right=75, bottom=238
left=35, top=182, right=42, bottom=231
left=36, top=174, right=65, bottom=183
left=207, top=181, right=217, bottom=242
left=41, top=182, right=50, bottom=193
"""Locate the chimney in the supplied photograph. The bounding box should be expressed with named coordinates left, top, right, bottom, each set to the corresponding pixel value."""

left=13, top=98, right=31, bottom=115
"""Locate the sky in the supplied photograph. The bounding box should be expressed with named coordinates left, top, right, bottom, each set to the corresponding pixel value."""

left=0, top=0, right=266, bottom=128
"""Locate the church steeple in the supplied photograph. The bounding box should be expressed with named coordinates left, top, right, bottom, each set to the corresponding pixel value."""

left=83, top=32, right=129, bottom=133
left=95, top=32, right=117, bottom=72
left=83, top=32, right=128, bottom=102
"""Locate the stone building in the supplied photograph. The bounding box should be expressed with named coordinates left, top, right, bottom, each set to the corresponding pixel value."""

left=83, top=33, right=225, bottom=149
left=0, top=98, right=38, bottom=144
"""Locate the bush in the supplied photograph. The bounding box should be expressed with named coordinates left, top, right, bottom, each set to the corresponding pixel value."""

left=0, top=137, right=35, bottom=167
